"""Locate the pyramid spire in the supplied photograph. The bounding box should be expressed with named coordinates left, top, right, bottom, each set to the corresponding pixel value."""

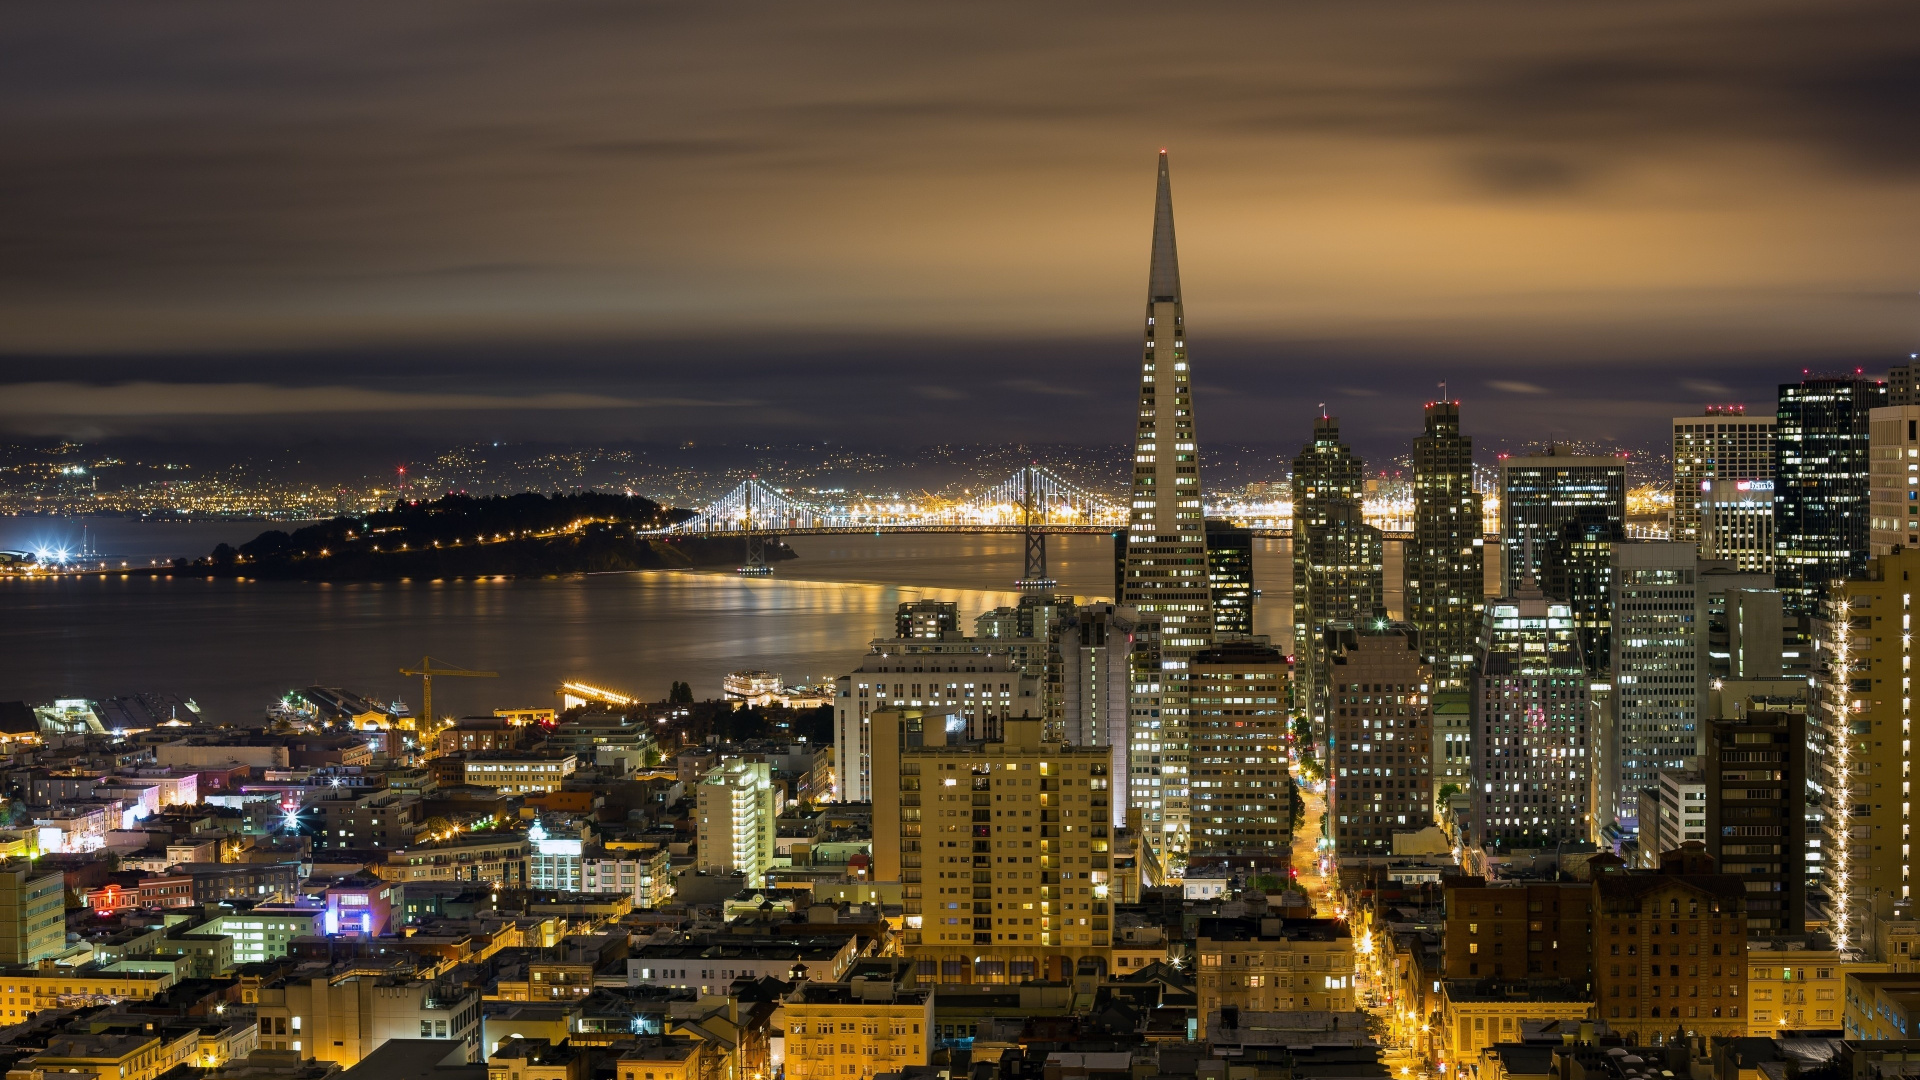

left=1148, top=150, right=1181, bottom=303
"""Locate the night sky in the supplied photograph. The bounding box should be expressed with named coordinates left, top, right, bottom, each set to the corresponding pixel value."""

left=4, top=1, right=1919, bottom=463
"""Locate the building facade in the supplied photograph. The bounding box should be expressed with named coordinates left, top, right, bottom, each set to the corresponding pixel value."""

left=1590, top=857, right=1749, bottom=1043
left=1635, top=769, right=1706, bottom=866
left=1187, top=642, right=1293, bottom=858
left=834, top=637, right=1041, bottom=803
left=1119, top=152, right=1213, bottom=866
left=1469, top=576, right=1590, bottom=857
left=1701, top=480, right=1776, bottom=574
left=1204, top=520, right=1254, bottom=638
left=1673, top=406, right=1777, bottom=547
left=1814, top=548, right=1920, bottom=949
left=696, top=759, right=776, bottom=880
left=1193, top=916, right=1355, bottom=1038
left=1776, top=374, right=1885, bottom=614
left=1410, top=399, right=1486, bottom=691
left=1050, top=602, right=1139, bottom=823
left=1703, top=706, right=1806, bottom=936
left=1326, top=623, right=1435, bottom=855
left=1603, top=543, right=1708, bottom=833
left=0, top=862, right=64, bottom=964
left=1869, top=405, right=1920, bottom=556
left=782, top=980, right=933, bottom=1080
left=871, top=712, right=1114, bottom=983
left=1293, top=415, right=1385, bottom=722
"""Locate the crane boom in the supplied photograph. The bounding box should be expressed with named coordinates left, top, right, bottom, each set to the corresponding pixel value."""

left=398, top=655, right=498, bottom=731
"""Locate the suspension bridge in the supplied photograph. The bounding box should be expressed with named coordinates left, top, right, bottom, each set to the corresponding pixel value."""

left=659, top=467, right=1125, bottom=537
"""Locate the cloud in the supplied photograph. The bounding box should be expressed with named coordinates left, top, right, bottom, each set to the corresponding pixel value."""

left=914, top=386, right=968, bottom=401
left=1681, top=378, right=1733, bottom=394
left=0, top=382, right=753, bottom=416
left=1001, top=379, right=1092, bottom=398
left=1487, top=380, right=1549, bottom=394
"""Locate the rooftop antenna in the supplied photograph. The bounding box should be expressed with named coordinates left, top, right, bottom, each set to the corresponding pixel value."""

left=1439, top=380, right=1448, bottom=403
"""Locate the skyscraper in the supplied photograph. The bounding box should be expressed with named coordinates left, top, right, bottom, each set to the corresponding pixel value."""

left=1051, top=602, right=1141, bottom=820
left=1775, top=374, right=1885, bottom=614
left=1203, top=519, right=1255, bottom=638
left=1292, top=415, right=1383, bottom=721
left=1671, top=405, right=1776, bottom=547
left=1409, top=399, right=1485, bottom=690
left=1602, top=542, right=1707, bottom=835
left=1499, top=448, right=1626, bottom=673
left=1468, top=572, right=1590, bottom=857
left=1120, top=151, right=1212, bottom=863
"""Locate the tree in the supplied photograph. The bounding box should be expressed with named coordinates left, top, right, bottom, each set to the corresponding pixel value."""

left=1250, top=873, right=1282, bottom=893
left=668, top=681, right=695, bottom=704
left=1436, top=783, right=1462, bottom=804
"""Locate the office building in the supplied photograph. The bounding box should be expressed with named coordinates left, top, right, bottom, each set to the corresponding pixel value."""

left=1410, top=398, right=1486, bottom=690
left=1699, top=562, right=1792, bottom=681
left=1120, top=151, right=1213, bottom=863
left=1776, top=374, right=1885, bottom=614
left=1187, top=641, right=1293, bottom=858
left=1469, top=572, right=1590, bottom=857
left=1204, top=519, right=1255, bottom=638
left=1672, top=406, right=1777, bottom=547
left=696, top=759, right=776, bottom=880
left=1870, top=405, right=1920, bottom=556
left=870, top=712, right=1114, bottom=982
left=308, top=788, right=424, bottom=852
left=1703, top=703, right=1807, bottom=936
left=526, top=817, right=584, bottom=892
left=1702, top=479, right=1777, bottom=574
left=1325, top=622, right=1434, bottom=855
left=1602, top=543, right=1708, bottom=834
left=1293, top=415, right=1385, bottom=721
left=1050, top=603, right=1140, bottom=822
left=1590, top=850, right=1749, bottom=1043
left=462, top=752, right=577, bottom=794
left=1892, top=358, right=1920, bottom=406
left=1634, top=769, right=1705, bottom=866
left=1814, top=548, right=1920, bottom=949
left=834, top=636, right=1042, bottom=802
left=0, top=861, right=65, bottom=964
left=582, top=846, right=673, bottom=909
left=897, top=600, right=959, bottom=640
left=1500, top=448, right=1627, bottom=592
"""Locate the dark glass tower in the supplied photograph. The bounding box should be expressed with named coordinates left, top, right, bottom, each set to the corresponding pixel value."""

left=1292, top=415, right=1384, bottom=722
left=1204, top=519, right=1254, bottom=638
left=1774, top=374, right=1885, bottom=614
left=1409, top=399, right=1484, bottom=690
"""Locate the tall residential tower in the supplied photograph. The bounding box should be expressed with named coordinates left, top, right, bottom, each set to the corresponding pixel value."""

left=1120, top=151, right=1213, bottom=864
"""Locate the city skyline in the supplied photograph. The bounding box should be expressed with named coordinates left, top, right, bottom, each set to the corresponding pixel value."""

left=4, top=2, right=1920, bottom=458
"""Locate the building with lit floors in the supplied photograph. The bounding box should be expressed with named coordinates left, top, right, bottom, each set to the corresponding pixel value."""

left=1120, top=151, right=1214, bottom=865
left=1187, top=642, right=1293, bottom=858
left=0, top=861, right=65, bottom=964
left=1702, top=479, right=1776, bottom=573
left=1813, top=547, right=1920, bottom=949
left=1468, top=572, right=1590, bottom=857
left=897, top=600, right=959, bottom=639
left=834, top=636, right=1042, bottom=802
left=1410, top=398, right=1485, bottom=691
left=870, top=711, right=1115, bottom=985
left=1672, top=406, right=1776, bottom=547
left=1204, top=520, right=1255, bottom=638
left=1703, top=701, right=1807, bottom=936
left=1193, top=916, right=1354, bottom=1039
left=1325, top=621, right=1434, bottom=855
left=1292, top=415, right=1384, bottom=721
left=1634, top=769, right=1705, bottom=867
left=1590, top=848, right=1750, bottom=1044
left=1050, top=603, right=1140, bottom=817
left=1776, top=374, right=1885, bottom=615
left=1601, top=543, right=1708, bottom=835
left=1500, top=447, right=1627, bottom=594
left=1869, top=405, right=1920, bottom=556
left=695, top=759, right=776, bottom=880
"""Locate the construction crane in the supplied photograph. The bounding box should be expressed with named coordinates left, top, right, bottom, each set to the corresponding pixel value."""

left=399, top=656, right=497, bottom=731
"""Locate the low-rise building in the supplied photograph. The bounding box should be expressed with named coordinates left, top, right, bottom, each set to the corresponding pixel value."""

left=1438, top=979, right=1593, bottom=1064
left=783, top=978, right=934, bottom=1080
left=1748, top=938, right=1889, bottom=1034
left=382, top=832, right=530, bottom=888
left=463, top=753, right=578, bottom=795
left=1193, top=916, right=1354, bottom=1038
left=255, top=967, right=482, bottom=1066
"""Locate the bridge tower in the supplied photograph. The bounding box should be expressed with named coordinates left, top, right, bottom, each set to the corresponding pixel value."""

left=738, top=477, right=773, bottom=576
left=1013, top=465, right=1057, bottom=592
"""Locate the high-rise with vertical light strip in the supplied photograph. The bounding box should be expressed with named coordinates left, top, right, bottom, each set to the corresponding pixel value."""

left=1121, top=151, right=1212, bottom=868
